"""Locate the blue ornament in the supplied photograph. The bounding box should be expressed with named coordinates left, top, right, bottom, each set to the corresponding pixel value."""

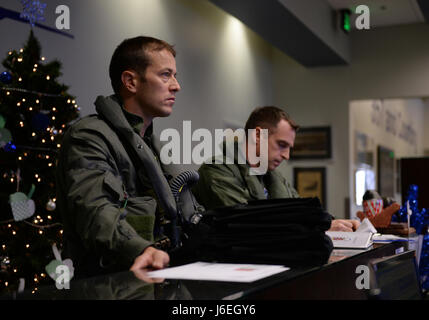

left=20, top=0, right=47, bottom=27
left=0, top=71, right=12, bottom=84
left=31, top=112, right=50, bottom=132
left=4, top=142, right=17, bottom=153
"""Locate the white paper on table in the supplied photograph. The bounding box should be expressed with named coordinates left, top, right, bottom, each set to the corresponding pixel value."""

left=372, top=234, right=418, bottom=243
left=356, top=218, right=377, bottom=233
left=146, top=262, right=289, bottom=283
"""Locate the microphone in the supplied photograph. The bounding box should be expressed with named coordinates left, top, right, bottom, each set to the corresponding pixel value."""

left=169, top=170, right=204, bottom=225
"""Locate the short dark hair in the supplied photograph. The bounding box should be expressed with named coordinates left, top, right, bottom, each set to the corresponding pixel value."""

left=109, top=36, right=176, bottom=94
left=244, top=106, right=299, bottom=135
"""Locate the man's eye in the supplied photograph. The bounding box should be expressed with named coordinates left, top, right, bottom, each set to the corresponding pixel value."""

left=279, top=143, right=288, bottom=149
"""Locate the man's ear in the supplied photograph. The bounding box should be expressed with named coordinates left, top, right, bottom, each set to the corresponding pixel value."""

left=121, top=70, right=138, bottom=94
left=254, top=126, right=262, bottom=144
left=247, top=127, right=259, bottom=144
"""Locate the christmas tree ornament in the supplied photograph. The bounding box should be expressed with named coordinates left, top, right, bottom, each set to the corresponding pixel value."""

left=0, top=128, right=12, bottom=148
left=9, top=184, right=36, bottom=222
left=45, top=243, right=74, bottom=286
left=4, top=142, right=17, bottom=153
left=18, top=278, right=25, bottom=293
left=45, top=259, right=62, bottom=279
left=0, top=256, right=10, bottom=272
left=31, top=112, right=50, bottom=132
left=0, top=114, right=6, bottom=128
left=20, top=0, right=47, bottom=27
left=0, top=71, right=12, bottom=84
left=46, top=199, right=56, bottom=211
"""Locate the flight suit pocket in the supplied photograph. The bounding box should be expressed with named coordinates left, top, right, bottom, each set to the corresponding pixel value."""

left=123, top=196, right=157, bottom=242
left=102, top=172, right=156, bottom=242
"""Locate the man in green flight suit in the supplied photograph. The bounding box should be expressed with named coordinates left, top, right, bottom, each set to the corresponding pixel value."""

left=56, top=36, right=181, bottom=277
left=193, top=106, right=360, bottom=232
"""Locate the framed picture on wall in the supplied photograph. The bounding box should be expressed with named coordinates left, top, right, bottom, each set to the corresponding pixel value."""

left=294, top=167, right=326, bottom=208
left=377, top=145, right=395, bottom=198
left=290, top=126, right=331, bottom=159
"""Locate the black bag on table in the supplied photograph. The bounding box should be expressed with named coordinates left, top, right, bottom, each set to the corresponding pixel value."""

left=193, top=197, right=333, bottom=268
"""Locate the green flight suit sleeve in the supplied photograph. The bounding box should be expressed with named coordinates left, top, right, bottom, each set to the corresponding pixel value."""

left=58, top=127, right=154, bottom=268
left=193, top=163, right=250, bottom=210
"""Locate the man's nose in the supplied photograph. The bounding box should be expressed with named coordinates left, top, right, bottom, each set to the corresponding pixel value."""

left=281, top=149, right=290, bottom=160
left=170, top=77, right=181, bottom=92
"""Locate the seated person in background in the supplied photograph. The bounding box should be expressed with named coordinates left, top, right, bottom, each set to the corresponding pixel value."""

left=56, top=36, right=182, bottom=277
left=193, top=106, right=360, bottom=232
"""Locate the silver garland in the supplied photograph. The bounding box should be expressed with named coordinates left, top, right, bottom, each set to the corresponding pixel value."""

left=0, top=87, right=67, bottom=98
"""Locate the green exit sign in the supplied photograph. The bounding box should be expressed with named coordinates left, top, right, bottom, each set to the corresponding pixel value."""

left=341, top=9, right=352, bottom=33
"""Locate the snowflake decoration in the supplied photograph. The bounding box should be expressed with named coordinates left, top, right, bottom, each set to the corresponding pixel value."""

left=20, top=0, right=47, bottom=27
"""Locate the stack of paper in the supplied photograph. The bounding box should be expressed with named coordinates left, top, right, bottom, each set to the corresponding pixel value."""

left=372, top=234, right=410, bottom=242
left=146, top=262, right=289, bottom=283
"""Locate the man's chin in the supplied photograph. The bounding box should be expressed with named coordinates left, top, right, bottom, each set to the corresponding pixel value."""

left=156, top=107, right=173, bottom=117
left=268, top=165, right=277, bottom=171
left=268, top=162, right=280, bottom=171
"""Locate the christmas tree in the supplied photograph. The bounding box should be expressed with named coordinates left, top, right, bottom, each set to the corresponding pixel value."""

left=0, top=30, right=79, bottom=295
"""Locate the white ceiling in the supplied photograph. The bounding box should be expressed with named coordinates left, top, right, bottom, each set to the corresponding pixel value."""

left=327, top=0, right=425, bottom=28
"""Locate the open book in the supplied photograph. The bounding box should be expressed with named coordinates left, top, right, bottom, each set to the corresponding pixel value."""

left=326, top=231, right=373, bottom=249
